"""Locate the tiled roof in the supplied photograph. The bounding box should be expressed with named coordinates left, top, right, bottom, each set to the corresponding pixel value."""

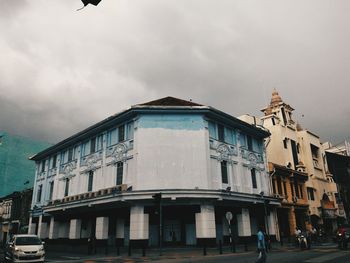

left=138, top=96, right=203, bottom=107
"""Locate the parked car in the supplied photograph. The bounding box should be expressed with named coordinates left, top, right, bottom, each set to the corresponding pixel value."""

left=4, top=234, right=45, bottom=263
left=334, top=225, right=350, bottom=249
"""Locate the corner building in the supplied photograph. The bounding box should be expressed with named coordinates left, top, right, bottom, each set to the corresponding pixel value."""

left=28, top=97, right=278, bottom=248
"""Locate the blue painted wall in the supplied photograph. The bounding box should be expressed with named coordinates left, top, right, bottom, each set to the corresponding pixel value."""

left=0, top=131, right=51, bottom=197
left=138, top=114, right=206, bottom=130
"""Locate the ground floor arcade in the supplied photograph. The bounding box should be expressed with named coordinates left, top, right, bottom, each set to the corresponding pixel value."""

left=28, top=193, right=279, bottom=248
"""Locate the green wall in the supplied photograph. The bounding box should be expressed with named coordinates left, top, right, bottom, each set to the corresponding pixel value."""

left=0, top=131, right=51, bottom=197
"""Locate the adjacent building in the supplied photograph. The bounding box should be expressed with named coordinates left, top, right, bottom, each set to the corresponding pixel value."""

left=259, top=90, right=341, bottom=236
left=0, top=188, right=33, bottom=245
left=324, top=141, right=350, bottom=221
left=0, top=131, right=51, bottom=197
left=28, top=97, right=279, bottom=248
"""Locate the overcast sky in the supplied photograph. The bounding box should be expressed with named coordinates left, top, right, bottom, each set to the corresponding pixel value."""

left=0, top=0, right=349, bottom=144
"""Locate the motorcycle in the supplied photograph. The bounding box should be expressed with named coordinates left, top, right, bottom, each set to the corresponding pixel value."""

left=296, top=233, right=308, bottom=250
left=336, top=231, right=349, bottom=249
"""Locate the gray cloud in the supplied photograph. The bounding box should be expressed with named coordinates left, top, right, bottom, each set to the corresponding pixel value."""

left=0, top=0, right=349, bottom=144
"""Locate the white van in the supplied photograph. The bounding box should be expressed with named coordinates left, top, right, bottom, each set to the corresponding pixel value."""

left=4, top=235, right=45, bottom=263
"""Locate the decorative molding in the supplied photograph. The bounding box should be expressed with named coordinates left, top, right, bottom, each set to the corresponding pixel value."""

left=106, top=142, right=131, bottom=165
left=216, top=143, right=238, bottom=162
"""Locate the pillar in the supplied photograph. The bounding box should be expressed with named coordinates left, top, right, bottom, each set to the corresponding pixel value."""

left=195, top=204, right=216, bottom=245
left=237, top=208, right=251, bottom=237
left=49, top=217, right=59, bottom=239
left=28, top=216, right=33, bottom=234
left=288, top=207, right=297, bottom=237
left=37, top=215, right=43, bottom=238
left=266, top=209, right=277, bottom=236
left=116, top=218, right=125, bottom=246
left=96, top=217, right=109, bottom=240
left=129, top=205, right=149, bottom=247
left=39, top=222, right=48, bottom=239
left=69, top=219, right=82, bottom=239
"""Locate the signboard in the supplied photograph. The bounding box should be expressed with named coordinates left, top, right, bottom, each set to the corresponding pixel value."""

left=226, top=211, right=233, bottom=222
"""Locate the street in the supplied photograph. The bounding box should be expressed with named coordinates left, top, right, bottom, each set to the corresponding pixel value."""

left=2, top=246, right=350, bottom=263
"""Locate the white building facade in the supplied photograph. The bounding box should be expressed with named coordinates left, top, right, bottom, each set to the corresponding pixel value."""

left=29, top=97, right=279, bottom=248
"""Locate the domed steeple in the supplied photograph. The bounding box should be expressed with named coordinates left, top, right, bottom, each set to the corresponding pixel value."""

left=270, top=89, right=283, bottom=106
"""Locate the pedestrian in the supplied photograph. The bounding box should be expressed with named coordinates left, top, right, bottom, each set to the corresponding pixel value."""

left=256, top=227, right=267, bottom=263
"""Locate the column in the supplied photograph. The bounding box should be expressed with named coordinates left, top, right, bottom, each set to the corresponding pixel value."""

left=129, top=205, right=149, bottom=247
left=96, top=217, right=109, bottom=240
left=267, top=209, right=277, bottom=236
left=28, top=216, right=33, bottom=234
left=288, top=207, right=297, bottom=237
left=116, top=218, right=125, bottom=246
left=37, top=215, right=43, bottom=238
left=237, top=208, right=251, bottom=237
left=39, top=222, right=48, bottom=239
left=69, top=219, right=82, bottom=239
left=48, top=217, right=59, bottom=239
left=195, top=204, right=216, bottom=245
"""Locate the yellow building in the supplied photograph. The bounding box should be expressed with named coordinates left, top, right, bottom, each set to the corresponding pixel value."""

left=261, top=90, right=340, bottom=237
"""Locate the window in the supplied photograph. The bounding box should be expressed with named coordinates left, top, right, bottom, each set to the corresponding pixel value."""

left=299, top=185, right=304, bottom=199
left=277, top=177, right=282, bottom=195
left=68, top=148, right=73, bottom=162
left=272, top=118, right=275, bottom=126
left=281, top=107, right=287, bottom=125
left=52, top=155, right=57, bottom=169
left=307, top=187, right=315, bottom=201
left=107, top=128, right=117, bottom=146
left=49, top=181, right=54, bottom=200
left=220, top=161, right=228, bottom=184
left=296, top=143, right=300, bottom=154
left=251, top=168, right=257, bottom=189
left=118, top=125, right=125, bottom=142
left=126, top=122, right=134, bottom=140
left=283, top=138, right=288, bottom=149
left=116, top=162, right=123, bottom=185
left=290, top=183, right=295, bottom=197
left=37, top=185, right=42, bottom=202
left=41, top=160, right=46, bottom=173
left=272, top=179, right=276, bottom=194
left=88, top=171, right=93, bottom=192
left=90, top=137, right=96, bottom=154
left=283, top=181, right=287, bottom=196
left=218, top=124, right=225, bottom=142
left=64, top=178, right=70, bottom=197
left=208, top=121, right=217, bottom=139
left=310, top=144, right=319, bottom=159
left=247, top=135, right=253, bottom=151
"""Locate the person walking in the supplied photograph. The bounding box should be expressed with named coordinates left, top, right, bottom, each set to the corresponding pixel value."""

left=256, top=227, right=267, bottom=263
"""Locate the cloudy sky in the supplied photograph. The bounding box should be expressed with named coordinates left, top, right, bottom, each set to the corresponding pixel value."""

left=0, top=0, right=349, bottom=144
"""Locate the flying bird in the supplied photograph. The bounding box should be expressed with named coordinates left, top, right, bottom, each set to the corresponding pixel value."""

left=77, top=0, right=102, bottom=10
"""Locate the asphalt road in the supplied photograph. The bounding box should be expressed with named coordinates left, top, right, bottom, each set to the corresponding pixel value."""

left=2, top=247, right=350, bottom=263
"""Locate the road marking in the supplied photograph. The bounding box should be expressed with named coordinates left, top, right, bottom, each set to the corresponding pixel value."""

left=305, top=251, right=350, bottom=262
